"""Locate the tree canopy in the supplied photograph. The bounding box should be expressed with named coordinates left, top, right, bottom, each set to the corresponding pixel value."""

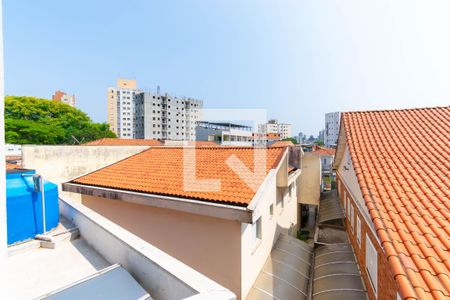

left=5, top=96, right=116, bottom=144
left=281, top=137, right=298, bottom=144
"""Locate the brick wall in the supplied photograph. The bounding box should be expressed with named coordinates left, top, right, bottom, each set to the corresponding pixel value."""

left=337, top=175, right=398, bottom=300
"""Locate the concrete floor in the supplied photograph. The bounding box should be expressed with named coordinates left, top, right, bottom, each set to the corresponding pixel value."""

left=0, top=238, right=110, bottom=300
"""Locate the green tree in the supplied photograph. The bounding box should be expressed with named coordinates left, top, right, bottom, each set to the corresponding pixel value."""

left=5, top=96, right=116, bottom=144
left=315, top=140, right=324, bottom=146
left=281, top=137, right=299, bottom=144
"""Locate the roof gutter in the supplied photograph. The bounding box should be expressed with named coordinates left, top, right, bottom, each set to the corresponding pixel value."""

left=62, top=183, right=253, bottom=223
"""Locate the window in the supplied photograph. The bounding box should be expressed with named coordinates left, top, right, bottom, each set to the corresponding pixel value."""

left=365, top=236, right=378, bottom=295
left=356, top=216, right=361, bottom=245
left=276, top=188, right=284, bottom=213
left=269, top=204, right=274, bottom=217
left=346, top=197, right=350, bottom=217
left=350, top=202, right=354, bottom=231
left=343, top=191, right=347, bottom=214
left=253, top=217, right=262, bottom=245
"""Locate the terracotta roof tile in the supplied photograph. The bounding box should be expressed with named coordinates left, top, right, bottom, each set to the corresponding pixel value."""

left=83, top=138, right=162, bottom=146
left=269, top=141, right=294, bottom=147
left=70, top=147, right=286, bottom=206
left=312, top=146, right=336, bottom=156
left=340, top=106, right=450, bottom=299
left=5, top=162, right=18, bottom=170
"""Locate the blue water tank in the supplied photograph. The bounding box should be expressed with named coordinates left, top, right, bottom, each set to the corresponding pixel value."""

left=6, top=169, right=59, bottom=245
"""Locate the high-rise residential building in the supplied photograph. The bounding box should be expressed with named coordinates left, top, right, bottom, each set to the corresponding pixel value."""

left=108, top=79, right=203, bottom=140
left=52, top=90, right=76, bottom=107
left=258, top=119, right=292, bottom=139
left=134, top=92, right=202, bottom=141
left=324, top=112, right=340, bottom=147
left=318, top=129, right=325, bottom=143
left=107, top=79, right=142, bottom=138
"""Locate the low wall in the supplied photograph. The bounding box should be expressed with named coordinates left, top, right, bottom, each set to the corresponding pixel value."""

left=59, top=197, right=236, bottom=300
left=22, top=145, right=149, bottom=201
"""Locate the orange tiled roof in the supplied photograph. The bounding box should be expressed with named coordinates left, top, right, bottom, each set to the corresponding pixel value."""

left=313, top=146, right=336, bottom=156
left=70, top=147, right=286, bottom=206
left=83, top=138, right=162, bottom=146
left=185, top=141, right=221, bottom=147
left=6, top=162, right=18, bottom=170
left=340, top=106, right=450, bottom=299
left=269, top=141, right=294, bottom=147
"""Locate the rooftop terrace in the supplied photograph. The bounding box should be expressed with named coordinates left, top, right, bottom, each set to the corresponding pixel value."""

left=1, top=197, right=236, bottom=300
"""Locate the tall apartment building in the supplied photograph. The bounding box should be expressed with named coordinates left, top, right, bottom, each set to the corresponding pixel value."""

left=52, top=90, right=76, bottom=107
left=107, top=79, right=142, bottom=138
left=324, top=112, right=340, bottom=147
left=258, top=119, right=292, bottom=139
left=318, top=129, right=325, bottom=143
left=134, top=92, right=202, bottom=141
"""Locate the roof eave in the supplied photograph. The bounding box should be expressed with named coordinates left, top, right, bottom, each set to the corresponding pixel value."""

left=62, top=182, right=253, bottom=223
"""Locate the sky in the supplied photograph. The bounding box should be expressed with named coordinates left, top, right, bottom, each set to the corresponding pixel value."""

left=4, top=0, right=450, bottom=136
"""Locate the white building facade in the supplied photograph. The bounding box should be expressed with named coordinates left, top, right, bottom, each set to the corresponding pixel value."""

left=52, top=90, right=76, bottom=107
left=324, top=112, right=340, bottom=147
left=258, top=119, right=292, bottom=139
left=134, top=92, right=202, bottom=141
left=107, top=79, right=142, bottom=139
left=196, top=122, right=253, bottom=146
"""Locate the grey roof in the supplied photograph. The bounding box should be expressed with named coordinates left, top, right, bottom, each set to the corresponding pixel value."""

left=317, top=190, right=344, bottom=225
left=313, top=190, right=368, bottom=300
left=246, top=234, right=314, bottom=300
left=39, top=264, right=151, bottom=300
left=312, top=244, right=367, bottom=300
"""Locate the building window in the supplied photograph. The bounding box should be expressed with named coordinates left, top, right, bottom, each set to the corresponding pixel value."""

left=276, top=188, right=284, bottom=213
left=366, top=236, right=378, bottom=295
left=343, top=191, right=347, bottom=214
left=253, top=217, right=262, bottom=246
left=350, top=202, right=354, bottom=231
left=269, top=204, right=274, bottom=217
left=346, top=197, right=350, bottom=217
left=356, top=216, right=361, bottom=245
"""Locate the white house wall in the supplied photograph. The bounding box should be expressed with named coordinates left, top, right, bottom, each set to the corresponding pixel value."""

left=240, top=167, right=298, bottom=299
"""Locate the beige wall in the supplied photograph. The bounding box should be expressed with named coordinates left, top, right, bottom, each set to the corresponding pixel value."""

left=107, top=88, right=118, bottom=134
left=81, top=195, right=242, bottom=299
left=22, top=145, right=148, bottom=201
left=298, top=152, right=321, bottom=205
left=240, top=169, right=299, bottom=299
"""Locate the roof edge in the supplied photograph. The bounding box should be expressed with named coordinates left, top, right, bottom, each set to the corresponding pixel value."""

left=62, top=182, right=253, bottom=223
left=340, top=105, right=449, bottom=115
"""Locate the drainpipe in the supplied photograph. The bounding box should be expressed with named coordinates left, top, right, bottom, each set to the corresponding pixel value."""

left=22, top=174, right=52, bottom=241
left=34, top=174, right=47, bottom=234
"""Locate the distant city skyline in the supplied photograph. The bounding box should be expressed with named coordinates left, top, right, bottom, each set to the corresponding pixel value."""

left=4, top=1, right=450, bottom=136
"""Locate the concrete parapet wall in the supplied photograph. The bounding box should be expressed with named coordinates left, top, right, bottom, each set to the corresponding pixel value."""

left=22, top=145, right=149, bottom=201
left=59, top=197, right=236, bottom=300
